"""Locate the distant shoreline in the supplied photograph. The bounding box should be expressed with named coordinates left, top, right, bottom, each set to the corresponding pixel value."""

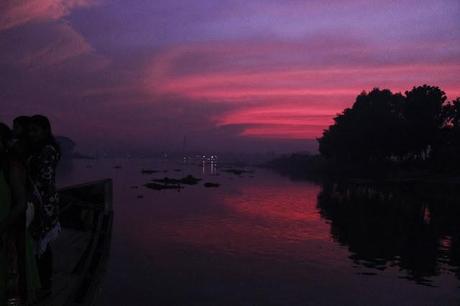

left=263, top=153, right=460, bottom=185
left=71, top=152, right=96, bottom=160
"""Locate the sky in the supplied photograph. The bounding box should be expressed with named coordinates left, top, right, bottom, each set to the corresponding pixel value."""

left=1, top=0, right=459, bottom=154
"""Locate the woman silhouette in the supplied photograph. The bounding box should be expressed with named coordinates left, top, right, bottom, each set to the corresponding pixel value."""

left=0, top=123, right=13, bottom=305
left=0, top=121, right=42, bottom=304
left=28, top=115, right=61, bottom=296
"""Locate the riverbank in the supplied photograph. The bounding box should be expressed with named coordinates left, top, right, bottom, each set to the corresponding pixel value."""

left=262, top=153, right=460, bottom=184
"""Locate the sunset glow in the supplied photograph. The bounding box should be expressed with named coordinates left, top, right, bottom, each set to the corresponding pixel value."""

left=1, top=0, right=459, bottom=152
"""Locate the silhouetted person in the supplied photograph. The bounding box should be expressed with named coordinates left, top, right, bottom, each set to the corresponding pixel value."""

left=12, top=116, right=31, bottom=142
left=0, top=122, right=41, bottom=304
left=28, top=115, right=60, bottom=297
left=0, top=123, right=12, bottom=305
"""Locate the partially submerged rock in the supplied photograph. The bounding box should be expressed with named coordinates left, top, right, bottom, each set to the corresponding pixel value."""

left=204, top=182, right=220, bottom=188
left=144, top=182, right=183, bottom=190
left=222, top=168, right=253, bottom=176
left=152, top=175, right=202, bottom=185
left=180, top=175, right=202, bottom=185
left=141, top=169, right=159, bottom=174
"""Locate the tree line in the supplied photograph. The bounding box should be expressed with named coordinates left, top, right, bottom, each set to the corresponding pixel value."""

left=318, top=85, right=460, bottom=172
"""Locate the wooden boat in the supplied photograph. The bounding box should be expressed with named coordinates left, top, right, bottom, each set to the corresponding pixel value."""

left=38, top=179, right=113, bottom=306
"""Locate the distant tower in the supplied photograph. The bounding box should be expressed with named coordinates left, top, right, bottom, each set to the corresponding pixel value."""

left=182, top=136, right=187, bottom=157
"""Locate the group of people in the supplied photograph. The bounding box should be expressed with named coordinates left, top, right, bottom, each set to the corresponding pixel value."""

left=0, top=115, right=61, bottom=305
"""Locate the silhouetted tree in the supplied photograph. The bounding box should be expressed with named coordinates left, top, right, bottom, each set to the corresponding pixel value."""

left=317, top=181, right=460, bottom=285
left=403, top=85, right=449, bottom=159
left=450, top=98, right=460, bottom=128
left=318, top=88, right=405, bottom=162
left=318, top=85, right=459, bottom=173
left=436, top=98, right=460, bottom=169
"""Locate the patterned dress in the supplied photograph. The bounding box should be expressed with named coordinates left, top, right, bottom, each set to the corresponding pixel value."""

left=28, top=144, right=60, bottom=255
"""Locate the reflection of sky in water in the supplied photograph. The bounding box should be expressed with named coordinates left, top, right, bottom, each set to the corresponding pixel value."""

left=58, top=159, right=460, bottom=306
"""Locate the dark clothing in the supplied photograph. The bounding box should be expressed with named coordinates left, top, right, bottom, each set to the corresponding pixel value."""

left=28, top=144, right=60, bottom=241
left=36, top=245, right=52, bottom=291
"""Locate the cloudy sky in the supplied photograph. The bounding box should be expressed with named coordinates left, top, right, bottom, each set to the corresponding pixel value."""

left=1, top=0, right=459, bottom=154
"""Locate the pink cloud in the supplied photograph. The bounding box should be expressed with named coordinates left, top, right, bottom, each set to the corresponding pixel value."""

left=0, top=0, right=97, bottom=31
left=0, top=0, right=106, bottom=72
left=216, top=105, right=336, bottom=139
left=19, top=22, right=94, bottom=69
left=144, top=40, right=460, bottom=139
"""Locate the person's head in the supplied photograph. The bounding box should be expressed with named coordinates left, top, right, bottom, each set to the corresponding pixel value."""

left=13, top=116, right=30, bottom=139
left=28, top=115, right=61, bottom=157
left=0, top=123, right=12, bottom=154
left=29, top=115, right=58, bottom=149
left=9, top=139, right=30, bottom=162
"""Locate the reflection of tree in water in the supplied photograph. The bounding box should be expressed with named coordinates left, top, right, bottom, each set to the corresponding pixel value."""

left=317, top=181, right=460, bottom=286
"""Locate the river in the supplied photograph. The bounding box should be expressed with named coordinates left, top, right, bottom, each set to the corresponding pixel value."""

left=57, top=158, right=460, bottom=306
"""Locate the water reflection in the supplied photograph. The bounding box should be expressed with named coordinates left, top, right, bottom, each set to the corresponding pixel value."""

left=317, top=181, right=460, bottom=286
left=200, top=159, right=218, bottom=175
left=57, top=160, right=460, bottom=305
left=130, top=181, right=331, bottom=260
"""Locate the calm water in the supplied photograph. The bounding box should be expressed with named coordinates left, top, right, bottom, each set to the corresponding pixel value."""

left=58, top=159, right=460, bottom=306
